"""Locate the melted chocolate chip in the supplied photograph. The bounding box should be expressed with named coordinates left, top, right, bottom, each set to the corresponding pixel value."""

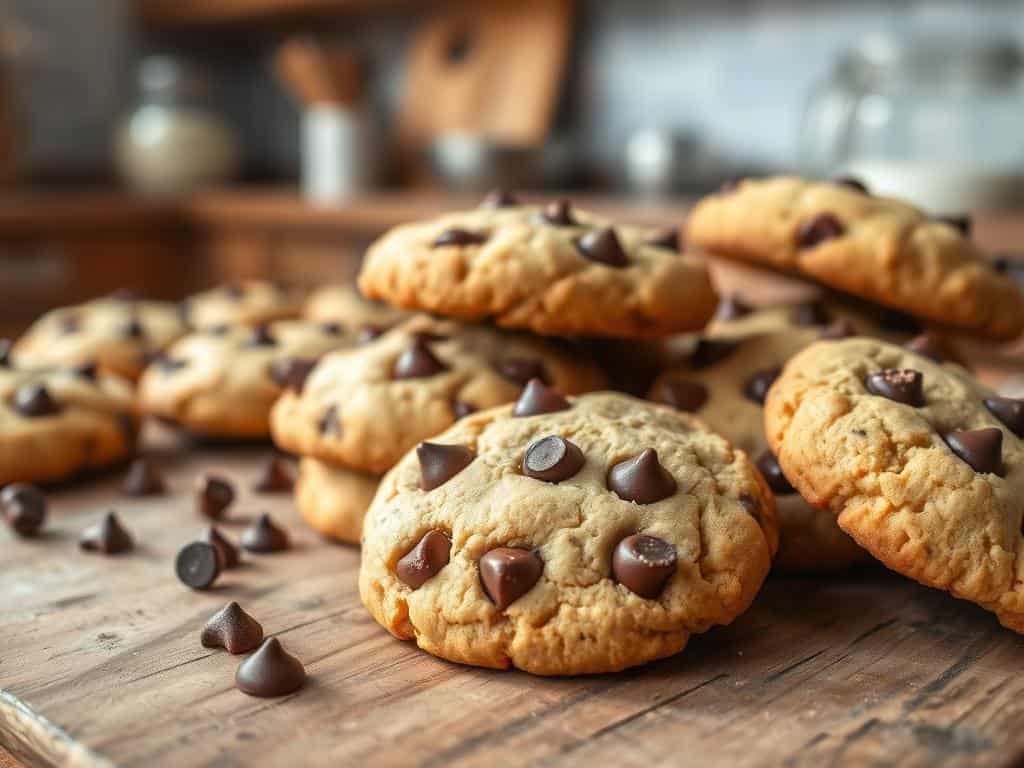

left=196, top=474, right=235, bottom=520
left=122, top=458, right=165, bottom=497
left=715, top=295, right=753, bottom=321
left=651, top=377, right=708, bottom=413
left=797, top=214, right=844, bottom=247
left=417, top=443, right=476, bottom=491
left=985, top=397, right=1024, bottom=438
left=791, top=300, right=831, bottom=326
left=539, top=199, right=576, bottom=226
left=13, top=384, right=61, bottom=418
left=646, top=226, right=680, bottom=251
left=691, top=339, right=738, bottom=369
left=269, top=357, right=318, bottom=393
left=576, top=228, right=628, bottom=267
left=432, top=228, right=488, bottom=248
left=743, top=366, right=782, bottom=405
left=607, top=449, right=677, bottom=504
left=513, top=379, right=570, bottom=417
left=80, top=512, right=133, bottom=554
left=120, top=317, right=145, bottom=340
left=452, top=400, right=476, bottom=419
left=244, top=325, right=277, bottom=348
left=393, top=338, right=448, bottom=379
left=175, top=541, right=221, bottom=590
left=202, top=525, right=240, bottom=568
left=235, top=638, right=306, bottom=698
left=937, top=214, right=971, bottom=237
left=1, top=484, right=46, bottom=537
left=479, top=547, right=543, bottom=610
left=201, top=602, right=264, bottom=654
left=523, top=436, right=585, bottom=483
left=833, top=175, right=869, bottom=194
left=820, top=319, right=857, bottom=339
left=318, top=405, right=342, bottom=437
left=756, top=451, right=795, bottom=495
left=480, top=188, right=520, bottom=208
left=396, top=529, right=452, bottom=589
left=496, top=357, right=548, bottom=387
left=241, top=514, right=290, bottom=553
left=945, top=428, right=1004, bottom=476
left=612, top=534, right=677, bottom=599
left=252, top=456, right=294, bottom=493
left=865, top=369, right=924, bottom=407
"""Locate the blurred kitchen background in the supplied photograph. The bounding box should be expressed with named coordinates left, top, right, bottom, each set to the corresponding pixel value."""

left=2, top=0, right=1024, bottom=335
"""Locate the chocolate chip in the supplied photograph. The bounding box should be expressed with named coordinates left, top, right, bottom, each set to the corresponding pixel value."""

left=0, top=339, right=10, bottom=367
left=59, top=314, right=81, bottom=335
left=241, top=513, right=290, bottom=553
left=646, top=226, right=680, bottom=251
left=253, top=456, right=293, bottom=493
left=202, top=525, right=240, bottom=568
left=319, top=321, right=344, bottom=336
left=396, top=529, right=452, bottom=589
left=417, top=442, right=475, bottom=491
left=743, top=366, right=782, bottom=405
left=865, top=369, right=924, bottom=407
left=819, top=319, right=857, bottom=340
left=154, top=355, right=188, bottom=373
left=235, top=638, right=306, bottom=698
left=937, top=214, right=971, bottom=237
left=650, top=377, right=708, bottom=413
left=269, top=357, right=318, bottom=393
left=432, top=228, right=488, bottom=248
left=985, top=397, right=1024, bottom=438
left=715, top=294, right=753, bottom=321
left=452, top=400, right=476, bottom=419
left=612, top=534, right=677, bottom=599
left=195, top=474, right=235, bottom=520
left=479, top=547, right=543, bottom=610
left=756, top=451, right=795, bottom=495
left=791, top=300, right=831, bottom=326
left=496, top=357, right=548, bottom=387
left=79, top=512, right=133, bottom=554
left=175, top=541, right=221, bottom=590
left=833, top=175, right=869, bottom=194
left=607, top=449, right=677, bottom=504
left=797, top=213, right=844, bottom=247
left=318, top=404, right=342, bottom=437
left=357, top=324, right=386, bottom=344
left=201, top=601, right=264, bottom=654
left=70, top=362, right=98, bottom=380
left=393, top=338, right=448, bottom=379
left=120, top=317, right=145, bottom=340
left=523, top=436, right=585, bottom=483
left=576, top=228, right=628, bottom=267
left=223, top=282, right=245, bottom=299
left=13, top=384, right=60, bottom=418
left=481, top=188, right=520, bottom=208
left=945, top=428, right=1004, bottom=476
left=904, top=334, right=948, bottom=363
left=1, top=484, right=46, bottom=537
left=121, top=458, right=165, bottom=497
left=691, top=339, right=738, bottom=369
left=539, top=199, right=576, bottom=226
left=244, top=325, right=277, bottom=347
left=513, top=378, right=570, bottom=417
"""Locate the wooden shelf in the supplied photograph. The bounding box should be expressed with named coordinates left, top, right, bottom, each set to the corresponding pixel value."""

left=140, top=0, right=413, bottom=29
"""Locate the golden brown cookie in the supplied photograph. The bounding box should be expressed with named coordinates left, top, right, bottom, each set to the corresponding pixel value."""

left=294, top=457, right=379, bottom=544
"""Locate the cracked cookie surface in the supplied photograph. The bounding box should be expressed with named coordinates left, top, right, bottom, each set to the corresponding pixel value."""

left=360, top=391, right=777, bottom=675
left=765, top=338, right=1024, bottom=630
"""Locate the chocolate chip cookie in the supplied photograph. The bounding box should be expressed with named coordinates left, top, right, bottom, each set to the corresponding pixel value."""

left=138, top=321, right=354, bottom=438
left=359, top=391, right=777, bottom=675
left=358, top=195, right=717, bottom=339
left=294, top=457, right=379, bottom=544
left=270, top=315, right=607, bottom=474
left=765, top=337, right=1024, bottom=630
left=183, top=281, right=301, bottom=330
left=12, top=296, right=186, bottom=381
left=688, top=177, right=1024, bottom=339
left=304, top=283, right=409, bottom=335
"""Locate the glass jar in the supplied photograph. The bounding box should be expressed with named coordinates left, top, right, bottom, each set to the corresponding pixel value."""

left=800, top=36, right=1024, bottom=211
left=115, top=56, right=240, bottom=196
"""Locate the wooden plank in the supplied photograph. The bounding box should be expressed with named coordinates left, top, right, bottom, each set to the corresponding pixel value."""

left=139, top=0, right=413, bottom=30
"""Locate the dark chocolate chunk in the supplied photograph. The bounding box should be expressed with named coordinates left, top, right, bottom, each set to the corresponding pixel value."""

left=319, top=321, right=343, bottom=336
left=120, top=317, right=145, bottom=340
left=235, top=638, right=306, bottom=698
left=432, top=228, right=488, bottom=248
left=318, top=404, right=342, bottom=437
left=945, top=428, right=1004, bottom=476
left=539, top=199, right=576, bottom=226
left=13, top=384, right=61, bottom=418
left=819, top=319, right=857, bottom=340
left=691, top=339, right=738, bottom=369
left=479, top=547, right=543, bottom=610
left=79, top=512, right=133, bottom=554
left=241, top=513, right=290, bottom=553
left=985, top=396, right=1024, bottom=438
left=522, top=436, right=585, bottom=483
left=513, top=378, right=570, bottom=417
left=70, top=362, right=99, bottom=380
left=395, top=529, right=452, bottom=589
left=650, top=377, right=708, bottom=413
left=612, top=534, right=677, bottom=599
left=480, top=188, right=520, bottom=209
left=937, top=214, right=971, bottom=237
left=121, top=458, right=165, bottom=497
left=791, top=300, right=831, bottom=326
left=607, top=449, right=677, bottom=504
left=496, top=357, right=548, bottom=387
left=715, top=294, right=753, bottom=321
left=175, top=541, right=221, bottom=590
left=393, top=338, right=448, bottom=379
left=202, top=525, right=240, bottom=569
left=417, top=443, right=475, bottom=491
left=201, top=601, right=264, bottom=654
left=269, top=357, right=318, bottom=393
left=646, top=226, right=680, bottom=251
left=576, top=227, right=628, bottom=267
left=1, top=484, right=46, bottom=537
left=252, top=456, right=293, bottom=494
left=756, top=451, right=795, bottom=495
left=743, top=366, right=782, bottom=405
left=195, top=474, right=235, bottom=520
left=452, top=400, right=476, bottom=419
left=244, top=325, right=277, bottom=348
left=797, top=213, right=844, bottom=247
left=833, top=175, right=869, bottom=194
left=865, top=369, right=924, bottom=407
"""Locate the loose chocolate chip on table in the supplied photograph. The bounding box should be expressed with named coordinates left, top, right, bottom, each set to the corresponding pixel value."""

left=945, top=428, right=1004, bottom=476
left=396, top=529, right=452, bottom=589
left=651, top=378, right=708, bottom=413
left=235, top=638, right=306, bottom=698
left=608, top=449, right=677, bottom=504
left=417, top=443, right=476, bottom=491
left=865, top=369, right=925, bottom=407
left=432, top=228, right=488, bottom=248
left=0, top=339, right=9, bottom=367
left=479, top=547, right=543, bottom=610
left=743, top=366, right=782, bottom=405
left=715, top=294, right=754, bottom=321
left=244, top=325, right=277, bottom=347
left=796, top=213, right=844, bottom=247
left=819, top=319, right=857, bottom=340
left=318, top=404, right=342, bottom=437
left=904, top=333, right=949, bottom=363
left=253, top=456, right=294, bottom=493
left=513, top=378, right=571, bottom=417
left=539, top=198, right=576, bottom=226
left=646, top=226, right=680, bottom=251
left=122, top=458, right=166, bottom=497
left=241, top=514, right=291, bottom=553
left=393, top=337, right=448, bottom=379
left=985, top=397, right=1024, bottom=438
left=523, top=436, right=585, bottom=483
left=496, top=357, right=548, bottom=387
left=452, top=400, right=476, bottom=419
left=319, top=321, right=343, bottom=336
left=202, top=525, right=241, bottom=569
left=70, top=362, right=98, bottom=380
left=175, top=541, right=222, bottom=590
left=576, top=227, right=628, bottom=267
left=14, top=384, right=61, bottom=418
left=833, top=175, right=869, bottom=194
left=120, top=317, right=145, bottom=339
left=756, top=451, right=796, bottom=495
left=612, top=534, right=677, bottom=599
left=937, top=214, right=971, bottom=237
left=269, top=357, right=318, bottom=393
left=195, top=474, right=235, bottom=520
left=791, top=300, right=831, bottom=326
left=80, top=512, right=133, bottom=554
left=1, top=484, right=47, bottom=537
left=480, top=188, right=520, bottom=208
left=691, top=339, right=738, bottom=369
left=357, top=324, right=386, bottom=344
left=201, top=601, right=264, bottom=654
